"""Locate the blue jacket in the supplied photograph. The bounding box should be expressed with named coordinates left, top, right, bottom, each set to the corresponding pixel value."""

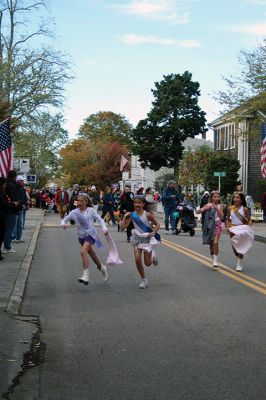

left=162, top=187, right=182, bottom=209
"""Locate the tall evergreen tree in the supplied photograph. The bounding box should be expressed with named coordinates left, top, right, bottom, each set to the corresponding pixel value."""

left=131, top=71, right=207, bottom=174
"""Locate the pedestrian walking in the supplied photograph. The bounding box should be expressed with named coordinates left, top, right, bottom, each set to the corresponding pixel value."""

left=119, top=185, right=134, bottom=241
left=61, top=193, right=109, bottom=285
left=101, top=186, right=116, bottom=225
left=162, top=180, right=182, bottom=234
left=196, top=191, right=224, bottom=269
left=199, top=191, right=210, bottom=229
left=55, top=186, right=69, bottom=219
left=226, top=192, right=254, bottom=272
left=120, top=196, right=160, bottom=289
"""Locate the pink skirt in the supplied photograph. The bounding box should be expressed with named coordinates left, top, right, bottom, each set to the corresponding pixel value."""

left=214, top=220, right=225, bottom=236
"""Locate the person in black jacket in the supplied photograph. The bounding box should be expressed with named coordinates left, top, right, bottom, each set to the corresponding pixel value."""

left=101, top=186, right=116, bottom=225
left=12, top=175, right=28, bottom=242
left=120, top=185, right=134, bottom=241
left=3, top=170, right=22, bottom=254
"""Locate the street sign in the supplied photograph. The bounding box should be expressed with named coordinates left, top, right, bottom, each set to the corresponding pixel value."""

left=26, top=174, right=37, bottom=183
left=214, top=171, right=226, bottom=177
left=20, top=158, right=30, bottom=173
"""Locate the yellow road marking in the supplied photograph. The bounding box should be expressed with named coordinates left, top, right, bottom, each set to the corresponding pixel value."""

left=162, top=239, right=266, bottom=296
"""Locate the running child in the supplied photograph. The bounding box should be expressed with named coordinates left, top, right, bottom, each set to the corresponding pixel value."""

left=61, top=193, right=108, bottom=285
left=196, top=190, right=224, bottom=269
left=226, top=192, right=254, bottom=271
left=120, top=196, right=160, bottom=289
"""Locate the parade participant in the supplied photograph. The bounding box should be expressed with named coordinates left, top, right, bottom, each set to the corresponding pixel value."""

left=199, top=191, right=210, bottom=229
left=61, top=193, right=109, bottom=285
left=120, top=196, right=160, bottom=289
left=226, top=192, right=254, bottom=272
left=196, top=191, right=224, bottom=269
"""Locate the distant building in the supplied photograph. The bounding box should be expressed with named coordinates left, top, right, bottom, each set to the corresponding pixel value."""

left=209, top=112, right=265, bottom=195
left=127, top=137, right=213, bottom=191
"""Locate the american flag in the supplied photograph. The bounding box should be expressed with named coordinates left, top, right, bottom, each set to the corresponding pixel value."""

left=260, top=136, right=266, bottom=179
left=120, top=155, right=129, bottom=172
left=0, top=119, right=13, bottom=178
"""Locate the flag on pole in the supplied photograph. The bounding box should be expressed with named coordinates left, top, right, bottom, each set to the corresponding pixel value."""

left=260, top=136, right=266, bottom=178
left=0, top=119, right=13, bottom=178
left=120, top=155, right=129, bottom=172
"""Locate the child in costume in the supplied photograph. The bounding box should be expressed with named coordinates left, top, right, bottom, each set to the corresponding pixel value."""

left=61, top=193, right=109, bottom=285
left=120, top=196, right=160, bottom=289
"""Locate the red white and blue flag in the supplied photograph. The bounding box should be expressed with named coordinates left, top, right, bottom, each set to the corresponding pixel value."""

left=260, top=136, right=266, bottom=178
left=120, top=155, right=129, bottom=172
left=0, top=119, right=13, bottom=178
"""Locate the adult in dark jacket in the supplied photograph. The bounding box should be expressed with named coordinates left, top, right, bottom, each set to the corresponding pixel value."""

left=3, top=170, right=21, bottom=253
left=120, top=185, right=134, bottom=241
left=261, top=191, right=266, bottom=223
left=101, top=186, right=116, bottom=225
left=12, top=175, right=28, bottom=242
left=162, top=181, right=182, bottom=234
left=0, top=178, right=9, bottom=260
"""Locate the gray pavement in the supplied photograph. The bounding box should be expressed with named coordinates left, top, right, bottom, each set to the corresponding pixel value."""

left=0, top=208, right=265, bottom=398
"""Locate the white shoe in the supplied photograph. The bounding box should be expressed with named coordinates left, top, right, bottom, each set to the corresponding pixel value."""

left=152, top=255, right=158, bottom=266
left=164, top=230, right=169, bottom=234
left=139, top=278, right=148, bottom=289
left=212, top=255, right=218, bottom=269
left=100, top=264, right=109, bottom=282
left=78, top=269, right=89, bottom=285
left=3, top=248, right=16, bottom=254
left=236, top=258, right=243, bottom=272
left=236, top=266, right=243, bottom=271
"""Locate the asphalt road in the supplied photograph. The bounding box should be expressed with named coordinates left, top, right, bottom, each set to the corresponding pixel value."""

left=9, top=220, right=266, bottom=400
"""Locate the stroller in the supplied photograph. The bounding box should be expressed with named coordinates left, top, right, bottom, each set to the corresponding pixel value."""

left=175, top=203, right=197, bottom=236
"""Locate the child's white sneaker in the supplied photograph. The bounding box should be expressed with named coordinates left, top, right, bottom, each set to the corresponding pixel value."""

left=139, top=278, right=148, bottom=289
left=100, top=264, right=109, bottom=282
left=78, top=269, right=89, bottom=285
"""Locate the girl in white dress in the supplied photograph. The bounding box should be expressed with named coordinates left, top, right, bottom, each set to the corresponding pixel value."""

left=61, top=194, right=109, bottom=285
left=226, top=192, right=254, bottom=271
left=120, top=196, right=160, bottom=289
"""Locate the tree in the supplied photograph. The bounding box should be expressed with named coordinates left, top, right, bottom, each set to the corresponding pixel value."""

left=205, top=154, right=240, bottom=197
left=131, top=72, right=207, bottom=175
left=14, top=112, right=69, bottom=185
left=60, top=139, right=128, bottom=188
left=0, top=0, right=72, bottom=130
left=216, top=40, right=266, bottom=136
left=179, top=145, right=214, bottom=189
left=78, top=111, right=133, bottom=146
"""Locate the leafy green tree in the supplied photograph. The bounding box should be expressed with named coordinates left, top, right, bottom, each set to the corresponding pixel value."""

left=206, top=154, right=240, bottom=197
left=0, top=0, right=72, bottom=131
left=14, top=112, right=69, bottom=185
left=78, top=111, right=133, bottom=146
left=179, top=145, right=214, bottom=189
left=131, top=72, right=207, bottom=175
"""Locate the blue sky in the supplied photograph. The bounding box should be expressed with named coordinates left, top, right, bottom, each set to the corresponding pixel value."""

left=47, top=0, right=266, bottom=139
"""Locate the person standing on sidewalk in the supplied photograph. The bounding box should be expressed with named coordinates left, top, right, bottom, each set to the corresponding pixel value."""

left=3, top=170, right=22, bottom=254
left=162, top=181, right=182, bottom=234
left=120, top=196, right=160, bottom=289
left=260, top=191, right=266, bottom=223
left=12, top=175, right=28, bottom=243
left=0, top=178, right=9, bottom=260
left=61, top=193, right=109, bottom=285
left=226, top=192, right=254, bottom=272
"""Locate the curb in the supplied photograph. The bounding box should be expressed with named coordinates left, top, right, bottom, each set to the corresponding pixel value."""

left=6, top=221, right=42, bottom=315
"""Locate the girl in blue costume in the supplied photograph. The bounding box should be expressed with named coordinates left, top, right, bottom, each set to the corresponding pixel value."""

left=120, top=196, right=160, bottom=289
left=61, top=193, right=109, bottom=285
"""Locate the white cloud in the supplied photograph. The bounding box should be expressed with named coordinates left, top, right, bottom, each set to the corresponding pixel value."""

left=112, top=0, right=191, bottom=24
left=230, top=22, right=266, bottom=35
left=120, top=33, right=202, bottom=47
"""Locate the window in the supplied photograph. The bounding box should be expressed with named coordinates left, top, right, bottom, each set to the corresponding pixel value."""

left=230, top=124, right=235, bottom=148
left=215, top=129, right=221, bottom=150
left=224, top=126, right=229, bottom=149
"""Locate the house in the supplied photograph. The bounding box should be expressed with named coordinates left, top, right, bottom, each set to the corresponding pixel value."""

left=209, top=112, right=264, bottom=196
left=127, top=137, right=213, bottom=192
